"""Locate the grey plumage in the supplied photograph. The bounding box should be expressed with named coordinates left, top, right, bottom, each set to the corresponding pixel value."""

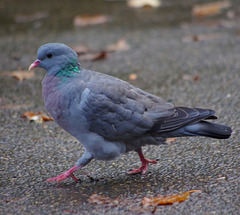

left=29, top=43, right=232, bottom=182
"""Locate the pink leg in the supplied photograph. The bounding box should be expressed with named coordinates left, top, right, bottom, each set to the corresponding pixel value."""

left=47, top=165, right=80, bottom=182
left=128, top=148, right=157, bottom=175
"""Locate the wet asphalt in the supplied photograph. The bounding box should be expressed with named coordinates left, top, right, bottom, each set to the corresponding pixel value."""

left=0, top=0, right=240, bottom=214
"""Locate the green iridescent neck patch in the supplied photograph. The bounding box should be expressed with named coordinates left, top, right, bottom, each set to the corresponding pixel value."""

left=57, top=60, right=81, bottom=81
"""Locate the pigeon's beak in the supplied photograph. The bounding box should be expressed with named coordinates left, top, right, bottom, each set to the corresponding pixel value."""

left=28, top=59, right=41, bottom=71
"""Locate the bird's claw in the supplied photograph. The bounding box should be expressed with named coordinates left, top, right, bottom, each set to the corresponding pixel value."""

left=128, top=166, right=148, bottom=175
left=47, top=166, right=80, bottom=182
left=128, top=159, right=157, bottom=175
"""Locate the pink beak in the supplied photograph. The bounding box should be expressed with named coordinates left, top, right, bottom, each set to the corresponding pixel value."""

left=28, top=59, right=40, bottom=71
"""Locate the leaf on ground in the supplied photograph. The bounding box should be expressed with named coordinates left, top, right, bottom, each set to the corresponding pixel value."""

left=107, top=39, right=130, bottom=52
left=92, top=51, right=109, bottom=61
left=182, top=33, right=221, bottom=43
left=0, top=70, right=35, bottom=81
left=22, top=112, right=53, bottom=123
left=73, top=45, right=89, bottom=55
left=182, top=74, right=200, bottom=82
left=12, top=70, right=35, bottom=81
left=15, top=11, right=48, bottom=23
left=166, top=137, right=177, bottom=143
left=78, top=51, right=109, bottom=61
left=128, top=73, right=138, bottom=81
left=73, top=15, right=109, bottom=27
left=88, top=193, right=119, bottom=207
left=192, top=1, right=231, bottom=17
left=127, top=0, right=161, bottom=9
left=142, top=190, right=201, bottom=206
left=74, top=39, right=129, bottom=61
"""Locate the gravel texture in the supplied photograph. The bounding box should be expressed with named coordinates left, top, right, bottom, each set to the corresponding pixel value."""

left=0, top=0, right=240, bottom=214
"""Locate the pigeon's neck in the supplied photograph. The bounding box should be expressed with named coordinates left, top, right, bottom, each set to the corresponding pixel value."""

left=56, top=60, right=81, bottom=81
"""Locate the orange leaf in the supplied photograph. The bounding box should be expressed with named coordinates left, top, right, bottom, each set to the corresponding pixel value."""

left=22, top=111, right=53, bottom=123
left=0, top=70, right=35, bottom=81
left=73, top=15, right=109, bottom=27
left=192, top=1, right=231, bottom=17
left=142, top=190, right=201, bottom=206
left=128, top=73, right=138, bottom=81
left=166, top=137, right=177, bottom=143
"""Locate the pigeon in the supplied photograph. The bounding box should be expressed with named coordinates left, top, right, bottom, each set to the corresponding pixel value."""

left=29, top=43, right=232, bottom=182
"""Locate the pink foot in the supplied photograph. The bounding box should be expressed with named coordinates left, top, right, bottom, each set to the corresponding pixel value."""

left=47, top=166, right=80, bottom=182
left=128, top=148, right=157, bottom=175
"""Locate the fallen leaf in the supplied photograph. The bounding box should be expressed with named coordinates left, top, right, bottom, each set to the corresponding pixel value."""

left=128, top=73, right=138, bottom=81
left=166, top=137, right=177, bottom=143
left=142, top=190, right=201, bottom=206
left=88, top=193, right=119, bottom=206
left=12, top=70, right=35, bottom=81
left=92, top=51, right=109, bottom=61
left=193, top=75, right=200, bottom=82
left=107, top=39, right=130, bottom=52
left=22, top=112, right=53, bottom=123
left=182, top=74, right=200, bottom=82
left=182, top=33, right=221, bottom=43
left=15, top=11, right=48, bottom=23
left=0, top=70, right=35, bottom=81
left=75, top=39, right=129, bottom=61
left=73, top=15, right=109, bottom=27
left=73, top=45, right=89, bottom=54
left=78, top=51, right=109, bottom=61
left=192, top=1, right=231, bottom=17
left=127, top=0, right=161, bottom=9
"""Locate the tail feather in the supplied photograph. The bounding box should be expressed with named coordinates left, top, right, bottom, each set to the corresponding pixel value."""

left=183, top=121, right=232, bottom=139
left=148, top=106, right=232, bottom=139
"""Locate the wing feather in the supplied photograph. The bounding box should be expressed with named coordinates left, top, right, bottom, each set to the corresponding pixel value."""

left=79, top=72, right=174, bottom=140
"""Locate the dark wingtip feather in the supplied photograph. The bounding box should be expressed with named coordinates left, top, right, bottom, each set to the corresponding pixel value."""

left=185, top=121, right=232, bottom=139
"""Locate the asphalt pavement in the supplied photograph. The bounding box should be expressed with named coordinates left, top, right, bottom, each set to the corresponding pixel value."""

left=0, top=1, right=240, bottom=214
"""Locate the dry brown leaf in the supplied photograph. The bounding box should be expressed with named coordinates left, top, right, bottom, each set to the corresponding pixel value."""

left=193, top=75, right=200, bottom=82
left=22, top=111, right=53, bottom=123
left=11, top=70, right=35, bottom=81
left=0, top=70, right=35, bottom=81
left=182, top=34, right=221, bottom=43
left=107, top=39, right=130, bottom=52
left=88, top=193, right=119, bottom=206
left=129, top=73, right=138, bottom=81
left=127, top=0, right=161, bottom=8
left=142, top=190, right=201, bottom=206
left=73, top=15, right=109, bottom=27
left=182, top=74, right=200, bottom=82
left=74, top=39, right=129, bottom=61
left=78, top=51, right=109, bottom=61
left=73, top=45, right=89, bottom=54
left=92, top=51, right=109, bottom=61
left=166, top=137, right=177, bottom=143
left=192, top=1, right=231, bottom=17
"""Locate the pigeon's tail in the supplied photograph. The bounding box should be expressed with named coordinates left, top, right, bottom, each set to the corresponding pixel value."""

left=150, top=107, right=232, bottom=139
left=180, top=121, right=232, bottom=139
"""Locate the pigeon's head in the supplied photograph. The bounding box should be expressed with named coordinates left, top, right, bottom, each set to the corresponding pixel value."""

left=29, top=43, right=79, bottom=75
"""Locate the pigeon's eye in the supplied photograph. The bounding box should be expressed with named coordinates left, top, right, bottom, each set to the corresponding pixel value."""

left=46, top=53, right=53, bottom=59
